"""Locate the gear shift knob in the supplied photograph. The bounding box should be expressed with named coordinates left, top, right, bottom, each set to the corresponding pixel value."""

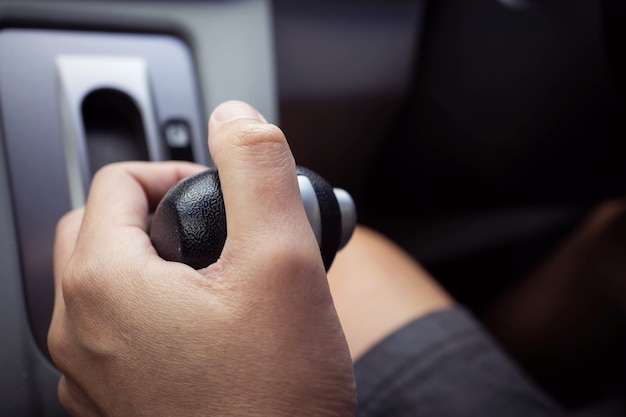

left=150, top=166, right=356, bottom=270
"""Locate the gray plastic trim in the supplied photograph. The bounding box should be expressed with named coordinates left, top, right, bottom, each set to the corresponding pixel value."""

left=0, top=112, right=65, bottom=416
left=57, top=55, right=164, bottom=207
left=0, top=0, right=278, bottom=123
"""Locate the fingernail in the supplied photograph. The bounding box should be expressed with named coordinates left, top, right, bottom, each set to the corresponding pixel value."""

left=210, top=100, right=268, bottom=125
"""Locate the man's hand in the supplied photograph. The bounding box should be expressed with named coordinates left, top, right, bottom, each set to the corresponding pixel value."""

left=48, top=101, right=356, bottom=417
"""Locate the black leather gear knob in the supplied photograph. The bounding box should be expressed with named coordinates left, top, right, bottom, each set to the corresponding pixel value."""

left=150, top=167, right=356, bottom=270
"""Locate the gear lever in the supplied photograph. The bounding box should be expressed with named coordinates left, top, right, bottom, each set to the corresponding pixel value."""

left=150, top=166, right=357, bottom=270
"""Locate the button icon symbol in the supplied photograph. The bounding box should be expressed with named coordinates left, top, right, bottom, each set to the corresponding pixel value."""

left=164, top=120, right=191, bottom=148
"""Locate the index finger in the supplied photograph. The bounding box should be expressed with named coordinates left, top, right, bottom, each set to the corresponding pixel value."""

left=78, top=161, right=205, bottom=250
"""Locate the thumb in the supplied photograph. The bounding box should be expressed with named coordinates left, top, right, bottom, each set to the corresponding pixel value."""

left=207, top=101, right=318, bottom=267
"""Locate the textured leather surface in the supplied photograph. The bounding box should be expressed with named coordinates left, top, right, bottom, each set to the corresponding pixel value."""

left=150, top=168, right=226, bottom=269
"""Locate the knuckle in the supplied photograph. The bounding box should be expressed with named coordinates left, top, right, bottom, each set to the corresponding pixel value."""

left=231, top=123, right=287, bottom=153
left=231, top=123, right=294, bottom=173
left=90, top=161, right=119, bottom=182
left=61, top=258, right=100, bottom=307
left=268, top=235, right=321, bottom=275
left=57, top=378, right=71, bottom=410
left=48, top=317, right=79, bottom=380
left=55, top=209, right=82, bottom=236
left=47, top=324, right=67, bottom=368
left=57, top=377, right=82, bottom=417
left=89, top=164, right=120, bottom=193
left=90, top=161, right=145, bottom=187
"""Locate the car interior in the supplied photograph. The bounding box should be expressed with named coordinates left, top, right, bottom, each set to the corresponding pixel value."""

left=1, top=0, right=625, bottom=415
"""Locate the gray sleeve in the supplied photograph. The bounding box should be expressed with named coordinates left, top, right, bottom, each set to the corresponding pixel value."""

left=353, top=306, right=566, bottom=417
